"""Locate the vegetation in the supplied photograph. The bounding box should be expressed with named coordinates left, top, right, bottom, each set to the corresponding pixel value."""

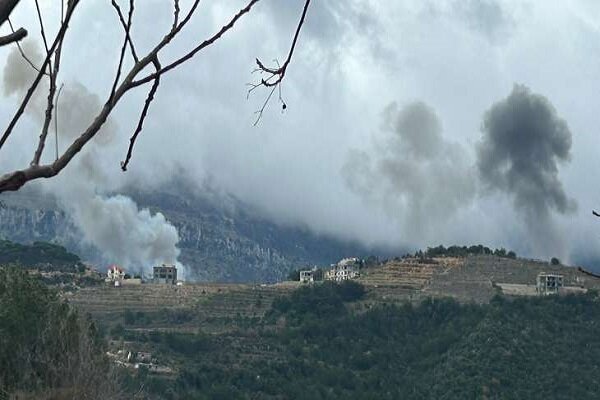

left=0, top=240, right=83, bottom=272
left=113, top=282, right=600, bottom=399
left=415, top=244, right=517, bottom=260
left=0, top=266, right=124, bottom=399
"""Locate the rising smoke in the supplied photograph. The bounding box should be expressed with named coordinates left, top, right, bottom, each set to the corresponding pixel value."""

left=476, top=84, right=576, bottom=255
left=342, top=101, right=476, bottom=244
left=2, top=41, right=183, bottom=276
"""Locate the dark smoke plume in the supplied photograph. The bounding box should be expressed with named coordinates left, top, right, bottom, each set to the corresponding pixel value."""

left=477, top=84, right=576, bottom=253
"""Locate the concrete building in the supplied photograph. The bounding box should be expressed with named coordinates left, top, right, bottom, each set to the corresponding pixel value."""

left=536, top=273, right=563, bottom=295
left=325, top=257, right=361, bottom=281
left=153, top=264, right=178, bottom=284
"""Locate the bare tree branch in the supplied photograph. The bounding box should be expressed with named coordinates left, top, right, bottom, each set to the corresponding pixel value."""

left=172, top=0, right=180, bottom=30
left=110, top=0, right=135, bottom=100
left=0, top=26, right=25, bottom=46
left=0, top=0, right=311, bottom=192
left=7, top=19, right=45, bottom=74
left=0, top=0, right=26, bottom=47
left=0, top=0, right=20, bottom=27
left=121, top=57, right=161, bottom=171
left=34, top=0, right=50, bottom=59
left=31, top=26, right=66, bottom=165
left=247, top=0, right=310, bottom=124
left=54, top=83, right=64, bottom=160
left=0, top=0, right=78, bottom=151
left=130, top=0, right=259, bottom=89
left=253, top=0, right=310, bottom=87
left=111, top=0, right=138, bottom=63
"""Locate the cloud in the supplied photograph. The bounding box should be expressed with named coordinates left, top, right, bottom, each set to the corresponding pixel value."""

left=453, top=0, right=515, bottom=44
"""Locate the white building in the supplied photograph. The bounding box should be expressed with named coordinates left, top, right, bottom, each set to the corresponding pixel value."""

left=106, top=265, right=125, bottom=286
left=325, top=257, right=361, bottom=281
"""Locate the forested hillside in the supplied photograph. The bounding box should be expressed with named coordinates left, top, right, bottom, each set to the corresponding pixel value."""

left=116, top=283, right=600, bottom=399
left=0, top=240, right=82, bottom=272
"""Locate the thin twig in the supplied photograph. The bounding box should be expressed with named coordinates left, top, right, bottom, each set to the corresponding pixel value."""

left=33, top=0, right=48, bottom=51
left=0, top=0, right=79, bottom=152
left=172, top=0, right=180, bottom=30
left=111, top=0, right=138, bottom=63
left=253, top=0, right=311, bottom=87
left=7, top=19, right=43, bottom=74
left=31, top=4, right=67, bottom=166
left=130, top=0, right=259, bottom=89
left=110, top=0, right=135, bottom=100
left=247, top=0, right=310, bottom=124
left=121, top=57, right=161, bottom=171
left=253, top=85, right=276, bottom=126
left=54, top=84, right=64, bottom=160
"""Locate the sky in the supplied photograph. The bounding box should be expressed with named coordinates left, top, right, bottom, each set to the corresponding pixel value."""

left=1, top=0, right=600, bottom=267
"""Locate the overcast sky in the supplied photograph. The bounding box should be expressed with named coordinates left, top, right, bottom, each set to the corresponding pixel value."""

left=2, top=0, right=600, bottom=266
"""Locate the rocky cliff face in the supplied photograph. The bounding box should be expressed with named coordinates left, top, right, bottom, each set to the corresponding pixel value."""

left=0, top=188, right=369, bottom=283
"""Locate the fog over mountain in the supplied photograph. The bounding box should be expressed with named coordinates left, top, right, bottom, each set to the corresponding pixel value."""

left=2, top=1, right=600, bottom=273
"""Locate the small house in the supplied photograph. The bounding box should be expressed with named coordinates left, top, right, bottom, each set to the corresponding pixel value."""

left=299, top=270, right=314, bottom=283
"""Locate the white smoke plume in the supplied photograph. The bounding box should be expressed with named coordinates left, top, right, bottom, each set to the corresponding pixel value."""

left=2, top=41, right=184, bottom=277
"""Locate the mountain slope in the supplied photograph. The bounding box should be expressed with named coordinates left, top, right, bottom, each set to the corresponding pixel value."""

left=0, top=187, right=373, bottom=282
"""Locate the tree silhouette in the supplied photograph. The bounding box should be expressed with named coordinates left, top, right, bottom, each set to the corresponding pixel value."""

left=0, top=0, right=311, bottom=192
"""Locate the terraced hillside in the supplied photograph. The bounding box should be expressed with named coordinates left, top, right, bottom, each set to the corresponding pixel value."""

left=65, top=254, right=600, bottom=384
left=358, top=257, right=461, bottom=304
left=70, top=255, right=600, bottom=328
left=68, top=282, right=297, bottom=333
left=359, top=255, right=600, bottom=304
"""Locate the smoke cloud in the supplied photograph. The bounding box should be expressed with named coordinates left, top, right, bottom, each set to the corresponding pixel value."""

left=2, top=40, right=183, bottom=276
left=343, top=101, right=476, bottom=243
left=68, top=190, right=180, bottom=270
left=3, top=41, right=115, bottom=147
left=477, top=84, right=576, bottom=254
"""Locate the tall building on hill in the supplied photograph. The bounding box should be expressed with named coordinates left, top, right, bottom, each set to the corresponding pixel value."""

left=153, top=264, right=178, bottom=284
left=536, top=272, right=563, bottom=295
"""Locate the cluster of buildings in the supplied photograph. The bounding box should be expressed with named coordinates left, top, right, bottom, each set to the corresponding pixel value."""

left=105, top=263, right=180, bottom=287
left=299, top=257, right=362, bottom=283
left=107, top=348, right=173, bottom=374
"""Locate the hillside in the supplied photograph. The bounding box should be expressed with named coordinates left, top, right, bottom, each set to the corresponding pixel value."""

left=0, top=185, right=374, bottom=282
left=0, top=240, right=82, bottom=272
left=67, top=279, right=600, bottom=399
left=5, top=251, right=600, bottom=398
